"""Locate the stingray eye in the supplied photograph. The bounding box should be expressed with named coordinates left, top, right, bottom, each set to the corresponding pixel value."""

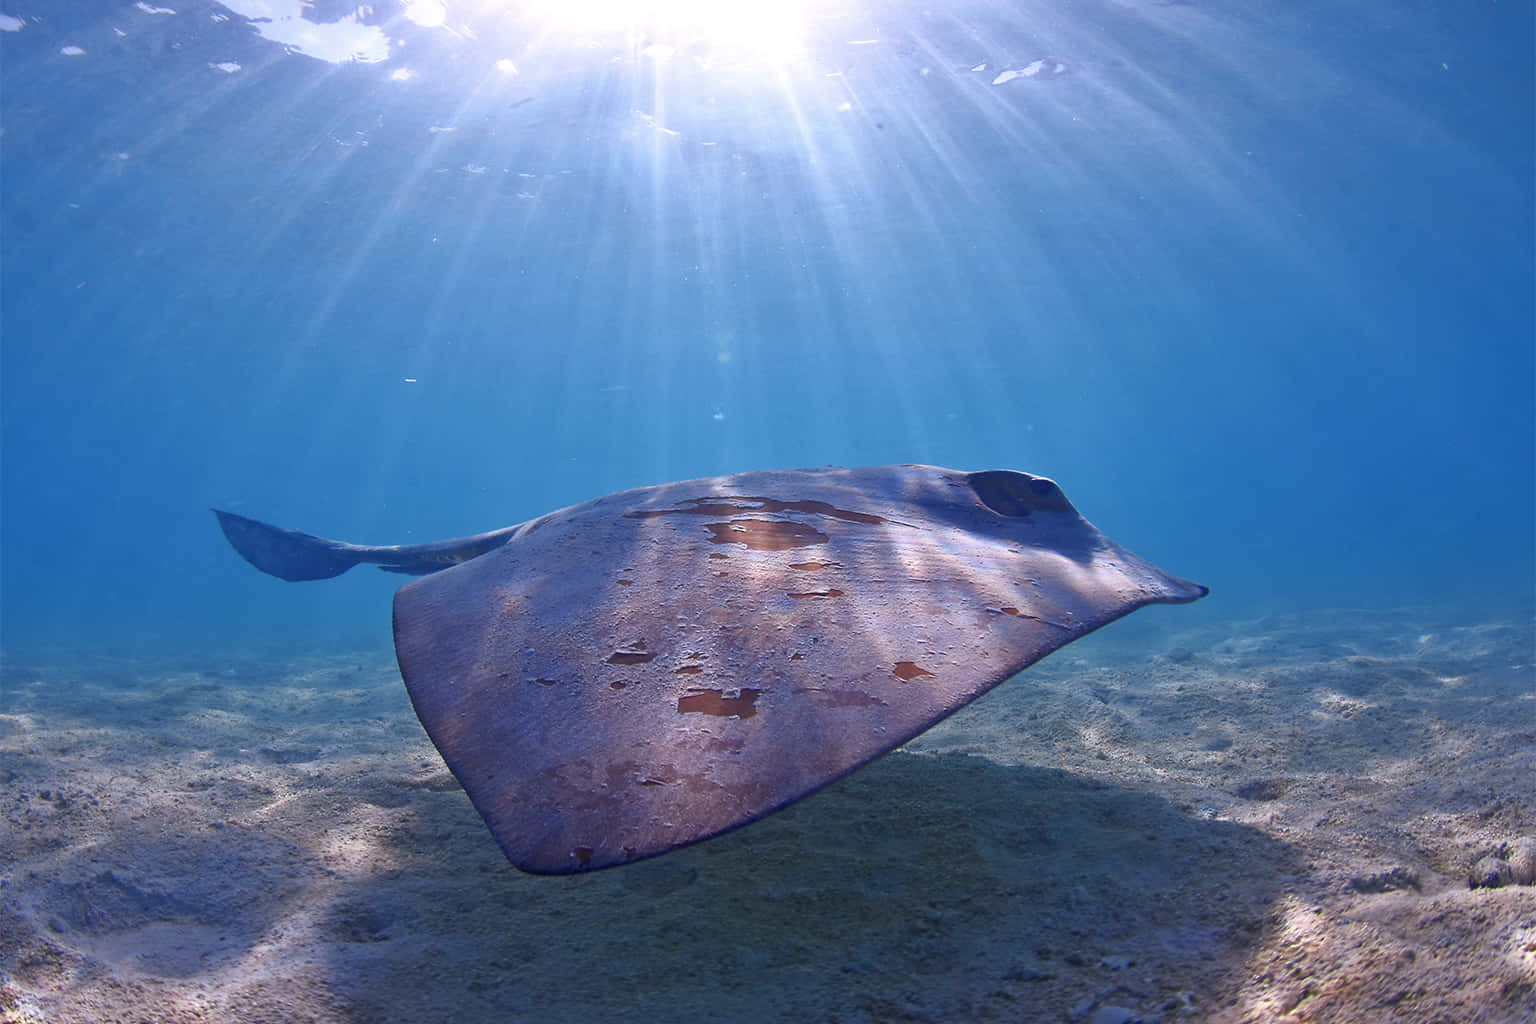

left=966, top=470, right=1066, bottom=517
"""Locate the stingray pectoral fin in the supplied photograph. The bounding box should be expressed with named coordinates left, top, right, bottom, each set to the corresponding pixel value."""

left=213, top=510, right=371, bottom=581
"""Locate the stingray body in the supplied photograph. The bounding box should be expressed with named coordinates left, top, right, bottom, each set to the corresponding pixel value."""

left=215, top=465, right=1206, bottom=873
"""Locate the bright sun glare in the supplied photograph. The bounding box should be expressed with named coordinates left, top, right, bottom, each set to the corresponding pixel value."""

left=520, top=0, right=818, bottom=61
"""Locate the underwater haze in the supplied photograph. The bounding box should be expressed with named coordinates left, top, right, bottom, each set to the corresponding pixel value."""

left=2, top=0, right=1530, bottom=656
left=3, top=4, right=1536, bottom=1024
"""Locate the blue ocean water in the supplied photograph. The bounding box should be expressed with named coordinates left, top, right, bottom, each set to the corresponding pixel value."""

left=2, top=0, right=1531, bottom=659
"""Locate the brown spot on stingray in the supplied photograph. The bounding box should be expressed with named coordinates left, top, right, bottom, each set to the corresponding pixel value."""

left=789, top=561, right=841, bottom=571
left=674, top=665, right=703, bottom=675
left=704, top=520, right=828, bottom=551
left=892, top=661, right=936, bottom=682
left=678, top=688, right=762, bottom=719
left=615, top=579, right=633, bottom=587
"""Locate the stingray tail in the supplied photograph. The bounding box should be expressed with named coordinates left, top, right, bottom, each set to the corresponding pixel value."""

left=213, top=509, right=370, bottom=582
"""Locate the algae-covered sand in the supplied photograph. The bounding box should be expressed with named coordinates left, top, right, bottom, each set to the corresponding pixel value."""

left=2, top=609, right=1532, bottom=1023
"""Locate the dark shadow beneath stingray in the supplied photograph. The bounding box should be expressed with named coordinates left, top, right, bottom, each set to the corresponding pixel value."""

left=315, top=750, right=1296, bottom=1023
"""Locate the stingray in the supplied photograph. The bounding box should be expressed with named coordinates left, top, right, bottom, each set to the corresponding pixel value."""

left=215, top=465, right=1207, bottom=873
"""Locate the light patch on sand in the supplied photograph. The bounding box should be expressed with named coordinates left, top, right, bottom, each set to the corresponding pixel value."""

left=180, top=708, right=253, bottom=730
left=315, top=812, right=409, bottom=874
left=235, top=790, right=304, bottom=824
left=1316, top=693, right=1375, bottom=717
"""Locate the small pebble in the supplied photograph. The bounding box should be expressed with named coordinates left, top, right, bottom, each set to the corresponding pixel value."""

left=1469, top=855, right=1513, bottom=890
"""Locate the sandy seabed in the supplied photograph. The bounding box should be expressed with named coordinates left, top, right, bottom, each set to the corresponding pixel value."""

left=1, top=608, right=1532, bottom=1024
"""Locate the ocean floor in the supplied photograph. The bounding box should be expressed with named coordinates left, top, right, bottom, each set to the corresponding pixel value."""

left=1, top=608, right=1533, bottom=1024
